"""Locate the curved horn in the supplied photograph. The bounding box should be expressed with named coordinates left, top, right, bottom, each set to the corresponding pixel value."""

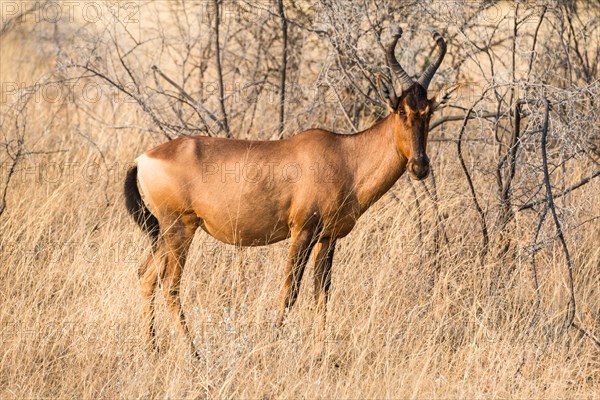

left=417, top=31, right=447, bottom=90
left=385, top=24, right=414, bottom=92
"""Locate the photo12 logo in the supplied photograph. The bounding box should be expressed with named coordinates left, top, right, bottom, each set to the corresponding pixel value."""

left=1, top=81, right=140, bottom=106
left=195, top=0, right=277, bottom=25
left=1, top=1, right=140, bottom=36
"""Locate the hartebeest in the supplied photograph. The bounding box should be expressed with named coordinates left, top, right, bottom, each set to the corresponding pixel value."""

left=124, top=26, right=458, bottom=352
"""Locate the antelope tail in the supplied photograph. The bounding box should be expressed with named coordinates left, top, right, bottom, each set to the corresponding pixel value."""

left=124, top=166, right=160, bottom=248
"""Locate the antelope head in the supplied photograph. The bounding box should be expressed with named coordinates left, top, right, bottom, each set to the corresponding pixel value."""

left=377, top=25, right=460, bottom=180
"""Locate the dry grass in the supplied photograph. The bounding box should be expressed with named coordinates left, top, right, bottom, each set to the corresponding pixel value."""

left=1, top=134, right=598, bottom=399
left=1, top=1, right=599, bottom=399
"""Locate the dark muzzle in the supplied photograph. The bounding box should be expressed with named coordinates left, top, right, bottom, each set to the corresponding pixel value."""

left=408, top=157, right=430, bottom=180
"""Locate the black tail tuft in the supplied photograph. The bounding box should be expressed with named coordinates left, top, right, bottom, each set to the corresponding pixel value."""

left=124, top=166, right=160, bottom=247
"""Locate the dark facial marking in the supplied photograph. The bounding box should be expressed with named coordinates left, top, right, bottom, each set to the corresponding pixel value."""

left=399, top=85, right=432, bottom=181
left=399, top=84, right=430, bottom=116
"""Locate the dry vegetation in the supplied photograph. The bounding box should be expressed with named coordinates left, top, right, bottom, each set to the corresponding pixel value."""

left=0, top=0, right=599, bottom=398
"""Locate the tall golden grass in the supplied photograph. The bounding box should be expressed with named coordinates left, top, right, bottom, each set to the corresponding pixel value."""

left=0, top=1, right=598, bottom=398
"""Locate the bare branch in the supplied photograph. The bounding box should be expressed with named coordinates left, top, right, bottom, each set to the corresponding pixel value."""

left=214, top=0, right=231, bottom=138
left=151, top=65, right=225, bottom=135
left=456, top=97, right=490, bottom=259
left=519, top=170, right=600, bottom=211
left=539, top=98, right=576, bottom=333
left=277, top=0, right=288, bottom=139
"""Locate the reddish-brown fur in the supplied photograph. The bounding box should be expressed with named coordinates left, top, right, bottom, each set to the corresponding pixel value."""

left=124, top=28, right=458, bottom=354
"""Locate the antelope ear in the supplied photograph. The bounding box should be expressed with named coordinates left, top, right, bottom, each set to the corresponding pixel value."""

left=430, top=83, right=462, bottom=110
left=376, top=74, right=399, bottom=112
